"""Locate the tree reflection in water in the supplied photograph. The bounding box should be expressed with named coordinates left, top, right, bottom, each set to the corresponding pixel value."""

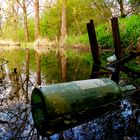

left=0, top=59, right=140, bottom=139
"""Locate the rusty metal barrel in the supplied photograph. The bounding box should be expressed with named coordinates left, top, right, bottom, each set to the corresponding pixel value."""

left=31, top=78, right=123, bottom=136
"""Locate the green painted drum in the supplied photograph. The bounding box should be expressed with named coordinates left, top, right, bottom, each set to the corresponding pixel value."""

left=31, top=78, right=122, bottom=136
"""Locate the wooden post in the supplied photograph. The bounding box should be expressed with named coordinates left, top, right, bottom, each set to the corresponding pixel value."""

left=111, top=17, right=122, bottom=59
left=136, top=37, right=140, bottom=64
left=111, top=17, right=122, bottom=83
left=36, top=52, right=41, bottom=85
left=25, top=48, right=30, bottom=103
left=87, top=19, right=101, bottom=79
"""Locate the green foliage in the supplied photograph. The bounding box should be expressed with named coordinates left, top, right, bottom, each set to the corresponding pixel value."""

left=66, top=0, right=111, bottom=36
left=40, top=6, right=60, bottom=40
left=1, top=17, right=35, bottom=42
left=66, top=23, right=113, bottom=48
left=96, top=23, right=113, bottom=48
left=39, top=0, right=111, bottom=41
left=17, top=18, right=35, bottom=42
left=119, top=15, right=140, bottom=48
left=65, top=15, right=140, bottom=48
left=1, top=20, right=20, bottom=41
left=97, top=15, right=140, bottom=48
left=66, top=34, right=89, bottom=46
left=28, top=18, right=35, bottom=41
left=16, top=27, right=24, bottom=42
left=67, top=0, right=94, bottom=35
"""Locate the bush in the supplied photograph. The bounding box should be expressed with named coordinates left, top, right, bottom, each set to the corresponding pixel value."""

left=96, top=15, right=140, bottom=48
left=66, top=34, right=89, bottom=46
left=119, top=15, right=140, bottom=48
left=66, top=15, right=140, bottom=49
left=96, top=23, right=113, bottom=48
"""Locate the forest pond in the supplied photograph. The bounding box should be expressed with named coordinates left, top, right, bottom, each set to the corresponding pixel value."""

left=0, top=47, right=140, bottom=140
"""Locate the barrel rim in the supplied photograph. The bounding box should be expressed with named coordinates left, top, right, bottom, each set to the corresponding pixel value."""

left=31, top=87, right=49, bottom=136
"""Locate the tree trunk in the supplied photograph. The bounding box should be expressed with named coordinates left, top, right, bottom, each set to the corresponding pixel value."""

left=118, top=0, right=126, bottom=18
left=34, top=0, right=40, bottom=39
left=9, top=0, right=19, bottom=40
left=15, top=0, right=29, bottom=42
left=60, top=0, right=67, bottom=45
left=22, top=0, right=29, bottom=42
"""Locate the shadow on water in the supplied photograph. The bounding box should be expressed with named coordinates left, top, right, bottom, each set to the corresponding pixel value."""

left=47, top=96, right=140, bottom=140
left=0, top=48, right=140, bottom=139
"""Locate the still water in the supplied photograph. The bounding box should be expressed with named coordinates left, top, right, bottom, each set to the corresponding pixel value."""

left=0, top=48, right=140, bottom=139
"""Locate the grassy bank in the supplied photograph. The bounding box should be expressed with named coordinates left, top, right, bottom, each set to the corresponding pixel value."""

left=66, top=15, right=140, bottom=49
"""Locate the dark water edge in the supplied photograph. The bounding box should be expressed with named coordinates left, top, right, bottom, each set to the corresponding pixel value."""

left=1, top=97, right=140, bottom=140
left=49, top=98, right=140, bottom=140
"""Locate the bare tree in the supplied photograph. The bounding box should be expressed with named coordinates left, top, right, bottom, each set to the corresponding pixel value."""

left=106, top=0, right=132, bottom=17
left=16, top=0, right=32, bottom=42
left=60, top=0, right=67, bottom=45
left=6, top=0, right=20, bottom=35
left=34, top=0, right=40, bottom=39
left=129, top=0, right=140, bottom=14
left=117, top=0, right=126, bottom=17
